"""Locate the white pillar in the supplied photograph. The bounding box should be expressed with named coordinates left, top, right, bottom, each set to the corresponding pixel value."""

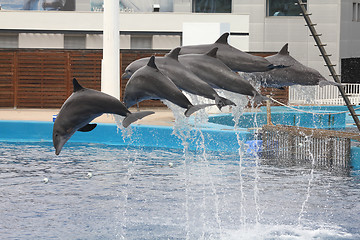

left=101, top=0, right=120, bottom=99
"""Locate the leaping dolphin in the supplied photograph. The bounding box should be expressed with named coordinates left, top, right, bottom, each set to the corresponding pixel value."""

left=178, top=48, right=267, bottom=103
left=178, top=32, right=285, bottom=73
left=123, top=56, right=214, bottom=116
left=53, top=78, right=154, bottom=155
left=122, top=48, right=236, bottom=110
left=249, top=43, right=340, bottom=88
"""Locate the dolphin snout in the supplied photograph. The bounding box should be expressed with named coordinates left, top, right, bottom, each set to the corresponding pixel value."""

left=122, top=72, right=131, bottom=79
left=55, top=148, right=61, bottom=155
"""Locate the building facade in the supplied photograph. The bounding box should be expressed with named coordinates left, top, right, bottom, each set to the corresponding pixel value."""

left=0, top=0, right=359, bottom=82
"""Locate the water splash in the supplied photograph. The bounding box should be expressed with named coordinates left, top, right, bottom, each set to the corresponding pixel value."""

left=298, top=135, right=316, bottom=225
left=218, top=90, right=249, bottom=227
left=113, top=114, right=134, bottom=142
left=248, top=99, right=262, bottom=225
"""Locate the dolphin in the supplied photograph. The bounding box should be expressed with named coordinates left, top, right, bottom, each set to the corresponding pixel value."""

left=123, top=56, right=214, bottom=116
left=249, top=43, right=340, bottom=88
left=178, top=47, right=267, bottom=103
left=122, top=48, right=236, bottom=110
left=53, top=78, right=154, bottom=155
left=178, top=32, right=285, bottom=73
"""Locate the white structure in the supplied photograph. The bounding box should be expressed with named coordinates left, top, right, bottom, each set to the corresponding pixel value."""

left=102, top=0, right=120, bottom=99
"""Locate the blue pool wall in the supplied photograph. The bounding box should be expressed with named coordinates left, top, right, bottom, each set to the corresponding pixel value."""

left=208, top=106, right=347, bottom=129
left=0, top=120, right=253, bottom=153
left=1, top=104, right=359, bottom=170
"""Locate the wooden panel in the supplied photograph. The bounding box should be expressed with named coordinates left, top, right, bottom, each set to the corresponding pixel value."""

left=17, top=51, right=68, bottom=108
left=0, top=52, right=15, bottom=107
left=69, top=51, right=102, bottom=94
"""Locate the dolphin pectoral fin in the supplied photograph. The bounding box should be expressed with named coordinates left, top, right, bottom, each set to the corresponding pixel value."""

left=78, top=123, right=97, bottom=132
left=185, top=104, right=215, bottom=117
left=215, top=96, right=236, bottom=110
left=122, top=111, right=155, bottom=128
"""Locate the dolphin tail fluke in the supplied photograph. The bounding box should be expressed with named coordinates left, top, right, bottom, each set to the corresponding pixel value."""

left=215, top=96, right=237, bottom=110
left=267, top=64, right=290, bottom=70
left=319, top=79, right=342, bottom=87
left=185, top=104, right=215, bottom=117
left=123, top=111, right=155, bottom=128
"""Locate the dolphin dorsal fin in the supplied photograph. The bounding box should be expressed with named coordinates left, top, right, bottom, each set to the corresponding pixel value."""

left=165, top=47, right=180, bottom=60
left=215, top=32, right=229, bottom=44
left=279, top=43, right=289, bottom=55
left=73, top=78, right=84, bottom=92
left=206, top=47, right=218, bottom=58
left=147, top=56, right=158, bottom=70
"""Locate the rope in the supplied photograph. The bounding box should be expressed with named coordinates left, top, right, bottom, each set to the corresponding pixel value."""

left=269, top=97, right=360, bottom=115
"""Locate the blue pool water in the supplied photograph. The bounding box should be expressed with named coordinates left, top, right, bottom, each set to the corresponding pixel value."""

left=1, top=141, right=359, bottom=239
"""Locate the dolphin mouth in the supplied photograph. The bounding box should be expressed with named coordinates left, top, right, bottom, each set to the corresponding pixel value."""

left=54, top=137, right=68, bottom=156
left=122, top=72, right=131, bottom=79
left=55, top=148, right=61, bottom=155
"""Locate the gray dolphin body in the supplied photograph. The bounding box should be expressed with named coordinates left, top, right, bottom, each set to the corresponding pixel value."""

left=178, top=32, right=284, bottom=73
left=178, top=48, right=266, bottom=103
left=123, top=56, right=214, bottom=116
left=122, top=48, right=235, bottom=110
left=250, top=44, right=340, bottom=88
left=53, top=78, right=154, bottom=155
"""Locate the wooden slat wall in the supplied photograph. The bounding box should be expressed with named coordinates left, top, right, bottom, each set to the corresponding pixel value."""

left=17, top=51, right=68, bottom=108
left=70, top=51, right=102, bottom=92
left=0, top=49, right=288, bottom=109
left=0, top=52, right=15, bottom=107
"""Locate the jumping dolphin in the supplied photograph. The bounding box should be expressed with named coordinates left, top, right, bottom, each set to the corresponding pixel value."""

left=123, top=56, right=214, bottom=116
left=178, top=32, right=285, bottom=73
left=53, top=78, right=154, bottom=155
left=249, top=43, right=340, bottom=88
left=178, top=48, right=267, bottom=103
left=122, top=48, right=236, bottom=110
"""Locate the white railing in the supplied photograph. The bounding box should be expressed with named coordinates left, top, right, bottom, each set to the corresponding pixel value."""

left=289, top=84, right=360, bottom=105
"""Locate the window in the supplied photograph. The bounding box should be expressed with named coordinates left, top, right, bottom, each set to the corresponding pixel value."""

left=64, top=34, right=86, bottom=49
left=268, top=0, right=307, bottom=16
left=130, top=35, right=152, bottom=49
left=341, top=58, right=360, bottom=83
left=0, top=34, right=18, bottom=48
left=193, top=0, right=231, bottom=13
left=353, top=3, right=357, bottom=21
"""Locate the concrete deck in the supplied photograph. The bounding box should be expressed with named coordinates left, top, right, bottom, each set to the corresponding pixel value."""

left=0, top=108, right=175, bottom=126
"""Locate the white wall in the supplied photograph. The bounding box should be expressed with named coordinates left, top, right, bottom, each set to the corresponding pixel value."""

left=0, top=11, right=248, bottom=50
left=152, top=35, right=181, bottom=49
left=19, top=33, right=64, bottom=48
left=340, top=0, right=360, bottom=59
left=233, top=0, right=266, bottom=51
left=86, top=34, right=103, bottom=49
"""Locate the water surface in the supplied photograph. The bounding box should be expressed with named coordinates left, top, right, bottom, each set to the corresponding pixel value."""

left=0, top=142, right=359, bottom=239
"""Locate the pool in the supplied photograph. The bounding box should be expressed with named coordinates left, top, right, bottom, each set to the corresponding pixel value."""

left=1, top=141, right=359, bottom=239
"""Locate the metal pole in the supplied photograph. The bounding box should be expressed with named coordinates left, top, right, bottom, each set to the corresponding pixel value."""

left=266, top=95, right=273, bottom=125
left=101, top=0, right=120, bottom=100
left=297, top=0, right=360, bottom=131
